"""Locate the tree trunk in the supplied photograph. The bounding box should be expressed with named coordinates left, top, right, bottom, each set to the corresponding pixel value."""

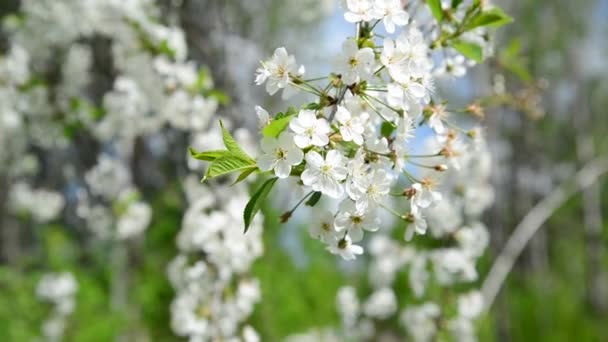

left=573, top=80, right=608, bottom=314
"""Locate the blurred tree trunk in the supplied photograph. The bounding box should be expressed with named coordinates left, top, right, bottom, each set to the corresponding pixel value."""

left=0, top=175, right=21, bottom=265
left=570, top=57, right=608, bottom=314
left=0, top=0, right=20, bottom=267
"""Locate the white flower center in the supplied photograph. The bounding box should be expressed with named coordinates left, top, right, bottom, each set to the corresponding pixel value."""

left=277, top=65, right=287, bottom=77
left=321, top=164, right=332, bottom=173
left=274, top=148, right=287, bottom=160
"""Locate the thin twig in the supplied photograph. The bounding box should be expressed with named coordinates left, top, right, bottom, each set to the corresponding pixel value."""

left=328, top=87, right=348, bottom=122
left=481, top=157, right=608, bottom=310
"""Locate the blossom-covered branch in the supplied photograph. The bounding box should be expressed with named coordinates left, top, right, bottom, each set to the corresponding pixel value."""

left=190, top=0, right=512, bottom=261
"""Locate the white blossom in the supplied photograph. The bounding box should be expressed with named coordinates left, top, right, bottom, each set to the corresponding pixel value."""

left=327, top=235, right=364, bottom=260
left=334, top=200, right=380, bottom=242
left=401, top=303, right=441, bottom=342
left=255, top=105, right=271, bottom=129
left=257, top=132, right=304, bottom=178
left=405, top=205, right=428, bottom=241
left=255, top=47, right=304, bottom=98
left=344, top=0, right=379, bottom=23
left=375, top=0, right=410, bottom=33
left=116, top=200, right=152, bottom=240
left=290, top=109, right=331, bottom=148
left=349, top=168, right=392, bottom=212
left=336, top=105, right=366, bottom=145
left=337, top=38, right=375, bottom=85
left=363, top=287, right=397, bottom=319
left=411, top=182, right=443, bottom=210
left=308, top=209, right=339, bottom=243
left=301, top=150, right=348, bottom=198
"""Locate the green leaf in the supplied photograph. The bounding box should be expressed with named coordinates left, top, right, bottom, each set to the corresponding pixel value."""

left=194, top=69, right=210, bottom=91
left=204, top=155, right=256, bottom=181
left=219, top=120, right=255, bottom=162
left=499, top=39, right=532, bottom=82
left=381, top=121, right=396, bottom=138
left=263, top=114, right=296, bottom=138
left=158, top=40, right=176, bottom=59
left=426, top=0, right=444, bottom=22
left=503, top=38, right=522, bottom=59
left=305, top=192, right=322, bottom=207
left=275, top=106, right=298, bottom=119
left=188, top=148, right=232, bottom=161
left=451, top=0, right=464, bottom=9
left=305, top=102, right=320, bottom=110
left=453, top=40, right=483, bottom=62
left=244, top=177, right=278, bottom=232
left=465, top=8, right=513, bottom=30
left=232, top=166, right=259, bottom=185
left=207, top=89, right=231, bottom=105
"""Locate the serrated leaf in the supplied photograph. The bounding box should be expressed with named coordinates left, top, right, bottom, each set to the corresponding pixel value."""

left=219, top=120, right=255, bottom=162
left=203, top=155, right=256, bottom=181
left=465, top=8, right=513, bottom=30
left=232, top=166, right=258, bottom=185
left=305, top=192, right=322, bottom=207
left=453, top=40, right=483, bottom=62
left=188, top=148, right=231, bottom=161
left=426, top=0, right=444, bottom=22
left=263, top=114, right=295, bottom=138
left=243, top=177, right=278, bottom=232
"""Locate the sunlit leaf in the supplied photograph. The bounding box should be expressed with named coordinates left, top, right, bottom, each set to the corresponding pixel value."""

left=219, top=120, right=255, bottom=163
left=203, top=155, right=256, bottom=181
left=263, top=114, right=296, bottom=138
left=453, top=40, right=483, bottom=62
left=188, top=148, right=232, bottom=161
left=426, top=0, right=444, bottom=22
left=232, top=166, right=259, bottom=185
left=465, top=8, right=513, bottom=30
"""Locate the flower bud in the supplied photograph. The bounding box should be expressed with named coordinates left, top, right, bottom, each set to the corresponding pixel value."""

left=403, top=213, right=415, bottom=223
left=466, top=103, right=484, bottom=118
left=280, top=211, right=292, bottom=223
left=329, top=133, right=343, bottom=143
left=403, top=187, right=417, bottom=199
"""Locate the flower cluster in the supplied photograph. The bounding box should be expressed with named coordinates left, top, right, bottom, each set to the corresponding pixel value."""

left=1, top=0, right=264, bottom=339
left=9, top=182, right=65, bottom=223
left=1, top=0, right=224, bottom=240
left=78, top=155, right=152, bottom=241
left=195, top=0, right=507, bottom=260
left=36, top=272, right=78, bottom=342
left=168, top=180, right=263, bottom=342
left=286, top=139, right=494, bottom=341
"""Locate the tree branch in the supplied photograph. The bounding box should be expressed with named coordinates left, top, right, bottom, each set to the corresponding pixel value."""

left=482, top=157, right=608, bottom=309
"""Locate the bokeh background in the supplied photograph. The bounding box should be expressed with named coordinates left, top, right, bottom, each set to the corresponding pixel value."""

left=1, top=0, right=608, bottom=341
